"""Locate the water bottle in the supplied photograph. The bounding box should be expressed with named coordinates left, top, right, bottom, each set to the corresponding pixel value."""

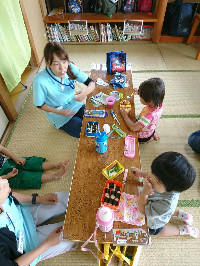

left=95, top=131, right=108, bottom=153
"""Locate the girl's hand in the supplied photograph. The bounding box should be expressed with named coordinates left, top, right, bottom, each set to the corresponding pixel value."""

left=44, top=226, right=62, bottom=248
left=15, top=157, right=26, bottom=165
left=7, top=168, right=18, bottom=179
left=143, top=177, right=154, bottom=196
left=74, top=91, right=86, bottom=102
left=120, top=107, right=130, bottom=117
left=133, top=88, right=138, bottom=95
left=38, top=193, right=58, bottom=205
left=131, top=167, right=143, bottom=177
left=59, top=109, right=75, bottom=117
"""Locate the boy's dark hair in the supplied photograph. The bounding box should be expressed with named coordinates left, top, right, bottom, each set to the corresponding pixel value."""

left=151, top=152, right=196, bottom=192
left=138, top=78, right=165, bottom=108
left=44, top=42, right=77, bottom=80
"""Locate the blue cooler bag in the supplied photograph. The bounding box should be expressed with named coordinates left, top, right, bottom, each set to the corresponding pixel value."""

left=106, top=51, right=126, bottom=75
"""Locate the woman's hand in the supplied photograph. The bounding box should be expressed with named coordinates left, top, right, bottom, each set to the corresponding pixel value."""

left=6, top=168, right=18, bottom=179
left=44, top=226, right=63, bottom=248
left=74, top=91, right=86, bottom=102
left=14, top=157, right=26, bottom=165
left=59, top=109, right=75, bottom=117
left=37, top=193, right=58, bottom=205
left=120, top=107, right=130, bottom=118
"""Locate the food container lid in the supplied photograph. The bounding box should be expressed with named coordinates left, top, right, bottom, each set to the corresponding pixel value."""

left=95, top=131, right=108, bottom=142
left=96, top=206, right=114, bottom=224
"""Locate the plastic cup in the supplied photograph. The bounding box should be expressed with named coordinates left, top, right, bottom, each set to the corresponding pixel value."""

left=106, top=96, right=115, bottom=108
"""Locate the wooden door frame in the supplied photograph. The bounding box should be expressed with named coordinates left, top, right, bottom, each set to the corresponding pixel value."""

left=0, top=75, right=17, bottom=145
left=19, top=0, right=40, bottom=67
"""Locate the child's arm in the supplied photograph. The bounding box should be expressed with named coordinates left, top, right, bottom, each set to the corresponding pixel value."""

left=1, top=168, right=18, bottom=179
left=131, top=167, right=148, bottom=178
left=139, top=177, right=154, bottom=214
left=0, top=145, right=26, bottom=165
left=120, top=108, right=144, bottom=132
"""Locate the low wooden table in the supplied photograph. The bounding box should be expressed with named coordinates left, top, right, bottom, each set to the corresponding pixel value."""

left=63, top=64, right=148, bottom=257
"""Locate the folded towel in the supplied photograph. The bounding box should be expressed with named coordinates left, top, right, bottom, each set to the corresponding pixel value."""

left=89, top=92, right=109, bottom=107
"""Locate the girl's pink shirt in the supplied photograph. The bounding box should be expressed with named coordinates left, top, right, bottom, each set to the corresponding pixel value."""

left=137, top=104, right=163, bottom=139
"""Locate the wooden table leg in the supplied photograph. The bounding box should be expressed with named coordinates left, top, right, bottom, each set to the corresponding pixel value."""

left=196, top=47, right=200, bottom=60
left=187, top=15, right=200, bottom=45
left=98, top=243, right=113, bottom=266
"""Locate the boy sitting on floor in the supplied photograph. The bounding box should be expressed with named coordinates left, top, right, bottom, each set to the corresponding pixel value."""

left=0, top=144, right=68, bottom=189
left=131, top=151, right=199, bottom=238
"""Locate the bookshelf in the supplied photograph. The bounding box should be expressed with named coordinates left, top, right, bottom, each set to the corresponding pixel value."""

left=41, top=0, right=199, bottom=44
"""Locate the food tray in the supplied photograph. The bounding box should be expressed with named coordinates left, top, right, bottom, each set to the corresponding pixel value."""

left=86, top=121, right=99, bottom=137
left=120, top=100, right=131, bottom=111
left=102, top=160, right=124, bottom=180
left=101, top=180, right=123, bottom=210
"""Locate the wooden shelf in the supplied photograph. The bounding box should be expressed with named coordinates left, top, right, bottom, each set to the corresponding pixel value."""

left=58, top=40, right=152, bottom=45
left=44, top=13, right=158, bottom=24
left=160, top=35, right=200, bottom=43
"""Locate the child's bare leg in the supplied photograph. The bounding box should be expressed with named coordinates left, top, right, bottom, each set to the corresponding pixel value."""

left=172, top=209, right=193, bottom=225
left=42, top=159, right=69, bottom=171
left=153, top=131, right=160, bottom=141
left=157, top=224, right=180, bottom=237
left=41, top=165, right=66, bottom=182
left=140, top=132, right=160, bottom=144
left=157, top=224, right=199, bottom=238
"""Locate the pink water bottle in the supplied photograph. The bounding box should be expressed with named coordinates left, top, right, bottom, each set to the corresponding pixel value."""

left=81, top=206, right=114, bottom=260
left=96, top=206, right=114, bottom=232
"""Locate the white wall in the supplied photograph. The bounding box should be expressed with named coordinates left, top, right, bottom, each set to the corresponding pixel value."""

left=0, top=106, right=9, bottom=139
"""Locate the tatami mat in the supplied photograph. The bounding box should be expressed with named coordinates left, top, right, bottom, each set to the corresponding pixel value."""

left=64, top=43, right=200, bottom=72
left=138, top=207, right=200, bottom=266
left=39, top=243, right=97, bottom=266
left=133, top=72, right=200, bottom=116
left=64, top=43, right=167, bottom=72
left=158, top=43, right=200, bottom=70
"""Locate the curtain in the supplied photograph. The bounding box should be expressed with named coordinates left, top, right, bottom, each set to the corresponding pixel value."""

left=0, top=0, right=31, bottom=92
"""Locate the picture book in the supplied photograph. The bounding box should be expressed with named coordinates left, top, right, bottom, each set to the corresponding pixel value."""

left=112, top=228, right=149, bottom=246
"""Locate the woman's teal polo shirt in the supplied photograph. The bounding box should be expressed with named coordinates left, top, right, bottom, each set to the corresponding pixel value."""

left=33, top=62, right=88, bottom=128
left=0, top=196, right=40, bottom=265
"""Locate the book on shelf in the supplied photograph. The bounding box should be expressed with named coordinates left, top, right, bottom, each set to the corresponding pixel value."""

left=46, top=22, right=153, bottom=43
